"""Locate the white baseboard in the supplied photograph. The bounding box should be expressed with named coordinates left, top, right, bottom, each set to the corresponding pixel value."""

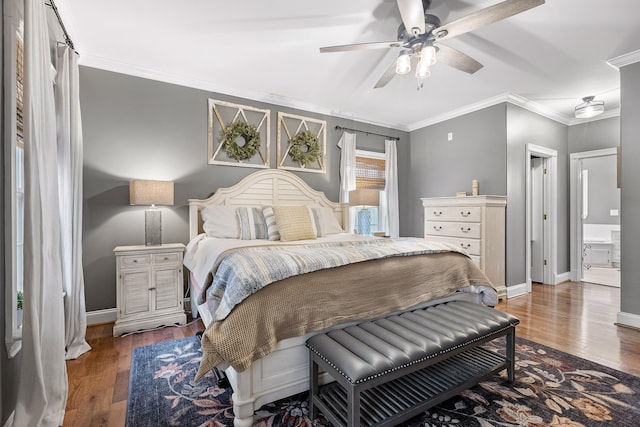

left=86, top=308, right=117, bottom=325
left=556, top=272, right=570, bottom=284
left=87, top=297, right=192, bottom=326
left=617, top=311, right=640, bottom=329
left=506, top=283, right=529, bottom=299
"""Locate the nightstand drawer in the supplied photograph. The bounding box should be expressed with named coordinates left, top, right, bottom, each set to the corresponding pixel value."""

left=426, top=221, right=481, bottom=239
left=426, top=206, right=481, bottom=222
left=121, top=255, right=151, bottom=268
left=153, top=253, right=181, bottom=264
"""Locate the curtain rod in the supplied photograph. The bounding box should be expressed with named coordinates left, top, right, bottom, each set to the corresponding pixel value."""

left=334, top=125, right=400, bottom=141
left=46, top=0, right=75, bottom=51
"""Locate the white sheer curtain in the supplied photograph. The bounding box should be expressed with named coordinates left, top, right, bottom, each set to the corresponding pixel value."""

left=56, top=45, right=90, bottom=360
left=381, top=139, right=399, bottom=237
left=337, top=131, right=357, bottom=232
left=13, top=0, right=68, bottom=425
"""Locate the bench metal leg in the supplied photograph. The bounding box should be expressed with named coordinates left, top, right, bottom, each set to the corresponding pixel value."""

left=347, top=387, right=360, bottom=427
left=309, top=355, right=319, bottom=420
left=506, top=327, right=516, bottom=383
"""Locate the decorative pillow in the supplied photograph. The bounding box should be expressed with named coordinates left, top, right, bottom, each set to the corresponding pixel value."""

left=201, top=205, right=240, bottom=239
left=236, top=207, right=268, bottom=240
left=307, top=206, right=320, bottom=237
left=262, top=206, right=281, bottom=241
left=310, top=207, right=345, bottom=236
left=272, top=205, right=317, bottom=242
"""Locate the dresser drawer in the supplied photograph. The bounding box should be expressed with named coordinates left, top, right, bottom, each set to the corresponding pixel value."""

left=120, top=254, right=151, bottom=268
left=427, top=236, right=481, bottom=256
left=153, top=252, right=181, bottom=264
left=426, top=221, right=481, bottom=239
left=426, top=206, right=481, bottom=222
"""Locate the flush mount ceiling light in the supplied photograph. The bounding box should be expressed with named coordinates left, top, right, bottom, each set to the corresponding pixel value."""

left=575, top=96, right=605, bottom=119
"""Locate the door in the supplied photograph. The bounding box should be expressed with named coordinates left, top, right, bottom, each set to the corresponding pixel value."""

left=530, top=157, right=544, bottom=282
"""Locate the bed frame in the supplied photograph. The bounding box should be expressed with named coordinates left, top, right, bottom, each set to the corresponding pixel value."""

left=188, top=169, right=349, bottom=427
left=187, top=169, right=481, bottom=427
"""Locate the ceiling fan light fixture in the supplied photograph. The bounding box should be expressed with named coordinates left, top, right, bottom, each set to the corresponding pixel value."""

left=415, top=62, right=431, bottom=79
left=419, top=45, right=437, bottom=66
left=575, top=96, right=604, bottom=119
left=396, top=51, right=411, bottom=75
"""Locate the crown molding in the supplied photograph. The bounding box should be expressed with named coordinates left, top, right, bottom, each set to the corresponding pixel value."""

left=607, top=50, right=640, bottom=70
left=79, top=54, right=410, bottom=132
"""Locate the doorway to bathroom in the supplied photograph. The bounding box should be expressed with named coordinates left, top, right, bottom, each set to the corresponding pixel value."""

left=570, top=148, right=620, bottom=287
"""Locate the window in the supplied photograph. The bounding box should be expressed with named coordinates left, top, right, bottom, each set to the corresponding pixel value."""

left=5, top=25, right=24, bottom=357
left=354, top=150, right=385, bottom=233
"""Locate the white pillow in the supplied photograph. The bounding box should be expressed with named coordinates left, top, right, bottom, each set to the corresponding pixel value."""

left=201, top=205, right=240, bottom=239
left=262, top=206, right=280, bottom=241
left=309, top=207, right=344, bottom=236
left=236, top=207, right=268, bottom=240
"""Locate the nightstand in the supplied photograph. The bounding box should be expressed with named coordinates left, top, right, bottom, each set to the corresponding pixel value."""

left=113, top=243, right=186, bottom=336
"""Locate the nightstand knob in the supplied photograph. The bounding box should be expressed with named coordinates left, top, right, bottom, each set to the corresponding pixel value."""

left=164, top=257, right=169, bottom=260
left=460, top=211, right=471, bottom=217
left=433, top=211, right=442, bottom=216
left=461, top=227, right=471, bottom=233
left=433, top=225, right=442, bottom=231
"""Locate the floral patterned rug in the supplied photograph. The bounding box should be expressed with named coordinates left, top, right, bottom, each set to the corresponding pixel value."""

left=126, top=335, right=640, bottom=427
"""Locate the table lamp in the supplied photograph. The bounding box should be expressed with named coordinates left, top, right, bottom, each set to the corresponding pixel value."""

left=130, top=179, right=174, bottom=245
left=349, top=189, right=379, bottom=235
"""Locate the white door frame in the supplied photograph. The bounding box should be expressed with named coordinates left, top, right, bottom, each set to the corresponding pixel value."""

left=569, top=148, right=617, bottom=281
left=525, top=144, right=558, bottom=291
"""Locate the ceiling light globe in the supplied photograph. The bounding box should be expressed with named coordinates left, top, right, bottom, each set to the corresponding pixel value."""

left=396, top=51, right=411, bottom=75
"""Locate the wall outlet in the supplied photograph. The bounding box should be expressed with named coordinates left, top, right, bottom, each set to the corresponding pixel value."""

left=610, top=209, right=619, bottom=216
left=447, top=132, right=453, bottom=141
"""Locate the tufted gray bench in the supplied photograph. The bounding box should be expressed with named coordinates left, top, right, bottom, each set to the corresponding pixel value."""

left=306, top=300, right=519, bottom=427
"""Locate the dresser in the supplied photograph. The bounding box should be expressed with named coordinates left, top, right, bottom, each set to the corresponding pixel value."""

left=113, top=243, right=186, bottom=336
left=421, top=196, right=507, bottom=299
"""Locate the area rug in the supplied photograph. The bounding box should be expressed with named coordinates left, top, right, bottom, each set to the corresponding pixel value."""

left=126, top=336, right=640, bottom=427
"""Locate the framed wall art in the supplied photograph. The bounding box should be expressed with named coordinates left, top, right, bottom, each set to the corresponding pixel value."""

left=276, top=112, right=326, bottom=174
left=208, top=99, right=270, bottom=168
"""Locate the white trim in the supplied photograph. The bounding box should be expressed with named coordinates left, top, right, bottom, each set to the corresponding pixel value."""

left=86, top=308, right=117, bottom=326
left=355, top=148, right=385, bottom=159
left=506, top=283, right=528, bottom=299
left=569, top=148, right=618, bottom=283
left=617, top=311, right=640, bottom=329
left=607, top=49, right=640, bottom=70
left=555, top=272, right=570, bottom=284
left=525, top=144, right=558, bottom=291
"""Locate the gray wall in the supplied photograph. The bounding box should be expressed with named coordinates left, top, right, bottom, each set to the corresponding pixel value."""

left=568, top=117, right=620, bottom=154
left=582, top=156, right=619, bottom=225
left=80, top=67, right=409, bottom=311
left=620, top=61, right=640, bottom=317
left=407, top=104, right=508, bottom=238
left=506, top=104, right=569, bottom=285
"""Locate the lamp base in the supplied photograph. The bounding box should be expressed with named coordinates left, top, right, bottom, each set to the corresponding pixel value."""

left=145, top=209, right=162, bottom=246
left=357, top=208, right=371, bottom=236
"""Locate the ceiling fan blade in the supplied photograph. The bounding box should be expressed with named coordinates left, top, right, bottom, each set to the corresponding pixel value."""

left=397, top=0, right=425, bottom=35
left=435, top=44, right=483, bottom=74
left=320, top=41, right=400, bottom=53
left=374, top=59, right=399, bottom=89
left=435, top=0, right=545, bottom=41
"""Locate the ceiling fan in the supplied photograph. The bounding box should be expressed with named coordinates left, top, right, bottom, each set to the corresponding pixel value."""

left=319, top=0, right=545, bottom=88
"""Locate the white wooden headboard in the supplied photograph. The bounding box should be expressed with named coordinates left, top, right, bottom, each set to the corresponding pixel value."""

left=188, top=169, right=348, bottom=239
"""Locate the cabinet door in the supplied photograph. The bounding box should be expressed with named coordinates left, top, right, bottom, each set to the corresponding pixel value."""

left=121, top=270, right=151, bottom=316
left=153, top=266, right=181, bottom=312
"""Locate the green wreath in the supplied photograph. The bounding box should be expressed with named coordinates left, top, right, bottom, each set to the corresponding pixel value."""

left=222, top=121, right=261, bottom=161
left=289, top=130, right=321, bottom=166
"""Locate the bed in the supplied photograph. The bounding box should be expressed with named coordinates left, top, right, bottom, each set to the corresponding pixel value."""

left=184, top=169, right=497, bottom=427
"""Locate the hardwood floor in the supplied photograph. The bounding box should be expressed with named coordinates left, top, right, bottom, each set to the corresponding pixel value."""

left=64, top=281, right=640, bottom=426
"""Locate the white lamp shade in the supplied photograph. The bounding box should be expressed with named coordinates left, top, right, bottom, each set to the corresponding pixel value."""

left=396, top=51, right=411, bottom=75
left=130, top=180, right=174, bottom=206
left=349, top=189, right=379, bottom=207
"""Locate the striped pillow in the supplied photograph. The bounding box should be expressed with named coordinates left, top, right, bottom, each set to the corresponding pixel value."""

left=262, top=206, right=281, bottom=241
left=236, top=207, right=268, bottom=240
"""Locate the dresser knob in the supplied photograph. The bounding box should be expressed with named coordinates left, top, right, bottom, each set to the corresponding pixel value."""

left=460, top=211, right=471, bottom=217
left=133, top=259, right=138, bottom=263
left=433, top=211, right=442, bottom=216
left=433, top=225, right=442, bottom=231
left=461, top=227, right=471, bottom=233
left=460, top=243, right=471, bottom=249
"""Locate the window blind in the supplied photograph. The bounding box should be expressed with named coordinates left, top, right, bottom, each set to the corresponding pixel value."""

left=355, top=155, right=385, bottom=190
left=16, top=38, right=24, bottom=147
